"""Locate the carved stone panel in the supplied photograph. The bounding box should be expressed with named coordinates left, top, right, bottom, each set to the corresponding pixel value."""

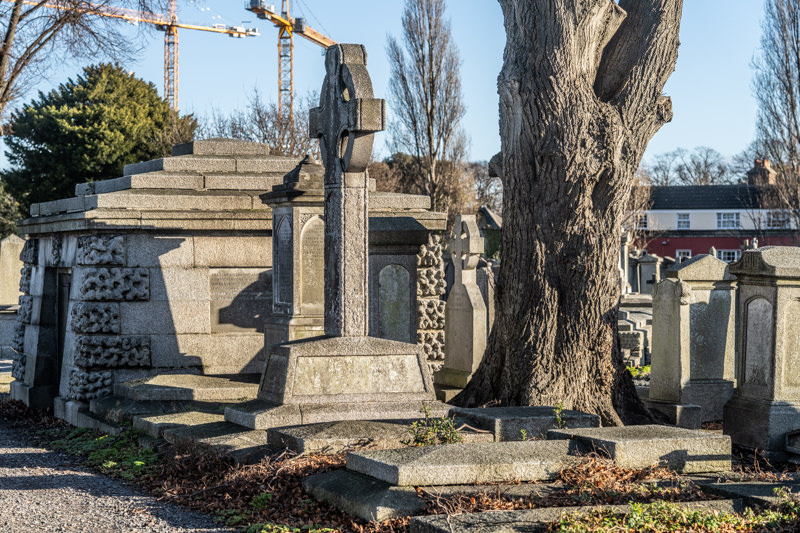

left=79, top=268, right=149, bottom=301
left=20, top=239, right=38, bottom=265
left=416, top=234, right=446, bottom=363
left=77, top=235, right=125, bottom=266
left=300, top=216, right=324, bottom=309
left=70, top=302, right=121, bottom=334
left=378, top=264, right=411, bottom=342
left=275, top=217, right=293, bottom=307
left=73, top=335, right=151, bottom=368
left=744, top=297, right=774, bottom=387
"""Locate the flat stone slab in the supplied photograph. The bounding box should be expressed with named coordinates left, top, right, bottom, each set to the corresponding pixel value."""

left=347, top=440, right=578, bottom=486
left=450, top=406, right=600, bottom=441
left=225, top=399, right=450, bottom=430
left=409, top=499, right=743, bottom=533
left=162, top=421, right=269, bottom=463
left=548, top=425, right=731, bottom=473
left=115, top=374, right=260, bottom=402
left=694, top=477, right=800, bottom=507
left=268, top=420, right=493, bottom=454
left=133, top=411, right=225, bottom=439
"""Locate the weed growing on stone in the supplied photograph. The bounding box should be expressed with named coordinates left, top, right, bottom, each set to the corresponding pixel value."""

left=552, top=402, right=567, bottom=429
left=402, top=406, right=463, bottom=446
left=628, top=365, right=651, bottom=380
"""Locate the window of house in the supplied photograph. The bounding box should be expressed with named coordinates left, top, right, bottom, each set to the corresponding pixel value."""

left=767, top=210, right=790, bottom=229
left=676, top=213, right=690, bottom=230
left=716, top=249, right=741, bottom=263
left=716, top=212, right=740, bottom=229
left=636, top=214, right=648, bottom=230
left=676, top=249, right=692, bottom=261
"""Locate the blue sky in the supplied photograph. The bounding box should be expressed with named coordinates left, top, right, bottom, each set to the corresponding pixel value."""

left=1, top=0, right=763, bottom=167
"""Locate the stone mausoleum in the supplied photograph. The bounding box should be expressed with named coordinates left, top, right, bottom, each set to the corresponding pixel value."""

left=9, top=139, right=446, bottom=422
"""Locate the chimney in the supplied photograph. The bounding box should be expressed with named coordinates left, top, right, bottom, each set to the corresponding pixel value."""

left=747, top=158, right=777, bottom=185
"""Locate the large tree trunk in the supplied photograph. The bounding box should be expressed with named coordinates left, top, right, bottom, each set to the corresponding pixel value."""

left=452, top=0, right=683, bottom=426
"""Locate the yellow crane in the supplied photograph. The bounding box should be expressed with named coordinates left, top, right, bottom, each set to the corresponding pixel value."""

left=5, top=0, right=259, bottom=110
left=246, top=0, right=335, bottom=127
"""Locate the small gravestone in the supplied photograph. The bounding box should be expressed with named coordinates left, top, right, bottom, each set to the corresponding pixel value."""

left=638, top=252, right=662, bottom=295
left=225, top=44, right=444, bottom=430
left=435, top=215, right=486, bottom=389
left=724, top=247, right=800, bottom=459
left=648, top=254, right=736, bottom=427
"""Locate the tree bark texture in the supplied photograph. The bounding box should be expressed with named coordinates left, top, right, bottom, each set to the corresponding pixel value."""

left=453, top=0, right=683, bottom=426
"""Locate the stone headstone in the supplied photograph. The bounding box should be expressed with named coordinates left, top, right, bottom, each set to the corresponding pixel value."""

left=637, top=253, right=662, bottom=295
left=0, top=235, right=24, bottom=306
left=436, top=215, right=486, bottom=388
left=647, top=254, right=736, bottom=427
left=723, top=247, right=800, bottom=459
left=225, top=44, right=443, bottom=430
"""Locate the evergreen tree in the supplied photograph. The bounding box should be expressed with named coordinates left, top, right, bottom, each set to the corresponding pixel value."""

left=2, top=63, right=196, bottom=211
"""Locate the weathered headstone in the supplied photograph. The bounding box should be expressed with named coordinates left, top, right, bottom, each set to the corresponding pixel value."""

left=0, top=234, right=24, bottom=306
left=647, top=254, right=736, bottom=427
left=262, top=155, right=327, bottom=349
left=723, top=247, right=800, bottom=459
left=225, top=44, right=442, bottom=430
left=435, top=215, right=486, bottom=389
left=637, top=253, right=662, bottom=295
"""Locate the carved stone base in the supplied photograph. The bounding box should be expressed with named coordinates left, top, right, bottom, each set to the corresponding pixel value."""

left=225, top=336, right=443, bottom=430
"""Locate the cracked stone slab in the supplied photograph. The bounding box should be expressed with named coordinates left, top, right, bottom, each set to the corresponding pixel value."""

left=449, top=406, right=600, bottom=441
left=547, top=425, right=731, bottom=473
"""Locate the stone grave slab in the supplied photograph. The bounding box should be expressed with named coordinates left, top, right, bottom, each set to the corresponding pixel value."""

left=409, top=500, right=743, bottom=533
left=115, top=373, right=259, bottom=402
left=161, top=421, right=269, bottom=463
left=547, top=425, right=731, bottom=473
left=450, top=406, right=600, bottom=441
left=133, top=410, right=225, bottom=439
left=347, top=440, right=579, bottom=486
left=694, top=478, right=800, bottom=507
left=268, top=419, right=493, bottom=454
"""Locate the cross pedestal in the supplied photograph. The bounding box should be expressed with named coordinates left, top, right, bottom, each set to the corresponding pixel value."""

left=225, top=44, right=445, bottom=430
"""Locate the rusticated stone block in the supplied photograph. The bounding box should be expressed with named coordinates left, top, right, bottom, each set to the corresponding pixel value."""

left=417, top=299, right=445, bottom=331
left=79, top=268, right=149, bottom=301
left=20, top=239, right=38, bottom=265
left=16, top=295, right=32, bottom=325
left=70, top=303, right=120, bottom=334
left=418, top=330, right=445, bottom=361
left=19, top=266, right=31, bottom=294
left=11, top=321, right=25, bottom=353
left=67, top=369, right=113, bottom=400
left=11, top=349, right=25, bottom=380
left=73, top=335, right=151, bottom=368
left=76, top=235, right=125, bottom=266
left=417, top=267, right=446, bottom=298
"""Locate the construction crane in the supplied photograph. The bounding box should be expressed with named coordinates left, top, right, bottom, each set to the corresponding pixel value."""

left=5, top=0, right=259, bottom=110
left=246, top=0, right=335, bottom=128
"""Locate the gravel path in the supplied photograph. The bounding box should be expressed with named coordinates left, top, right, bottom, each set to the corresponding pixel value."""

left=0, top=416, right=238, bottom=533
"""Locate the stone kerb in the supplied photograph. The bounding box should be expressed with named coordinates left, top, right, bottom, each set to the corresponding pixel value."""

left=723, top=247, right=800, bottom=458
left=435, top=215, right=486, bottom=389
left=647, top=254, right=736, bottom=428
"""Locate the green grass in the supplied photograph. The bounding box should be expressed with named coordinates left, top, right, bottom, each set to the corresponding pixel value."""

left=550, top=488, right=800, bottom=532
left=40, top=425, right=157, bottom=480
left=628, top=365, right=651, bottom=379
left=244, top=525, right=337, bottom=533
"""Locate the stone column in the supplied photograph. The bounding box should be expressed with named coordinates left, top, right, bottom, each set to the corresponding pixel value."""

left=309, top=44, right=384, bottom=338
left=435, top=215, right=486, bottom=389
left=723, top=247, right=800, bottom=459
left=647, top=254, right=736, bottom=428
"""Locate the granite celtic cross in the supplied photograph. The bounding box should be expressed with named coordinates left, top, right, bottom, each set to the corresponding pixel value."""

left=308, top=44, right=385, bottom=337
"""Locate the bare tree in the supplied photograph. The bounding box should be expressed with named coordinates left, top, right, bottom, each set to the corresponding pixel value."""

left=751, top=0, right=800, bottom=237
left=386, top=0, right=468, bottom=218
left=469, top=161, right=503, bottom=215
left=201, top=89, right=318, bottom=158
left=622, top=171, right=656, bottom=251
left=0, top=0, right=164, bottom=130
left=644, top=146, right=735, bottom=186
left=453, top=0, right=683, bottom=426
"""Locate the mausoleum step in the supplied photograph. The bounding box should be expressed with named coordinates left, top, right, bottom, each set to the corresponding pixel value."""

left=123, top=155, right=299, bottom=177
left=161, top=421, right=270, bottom=463
left=89, top=395, right=241, bottom=426
left=547, top=425, right=731, bottom=473
left=114, top=373, right=260, bottom=402
left=346, top=440, right=579, bottom=486
left=171, top=139, right=290, bottom=158
left=133, top=410, right=226, bottom=439
left=75, top=172, right=288, bottom=196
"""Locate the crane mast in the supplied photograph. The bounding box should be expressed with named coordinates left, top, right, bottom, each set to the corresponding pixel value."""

left=246, top=0, right=336, bottom=125
left=4, top=0, right=260, bottom=111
